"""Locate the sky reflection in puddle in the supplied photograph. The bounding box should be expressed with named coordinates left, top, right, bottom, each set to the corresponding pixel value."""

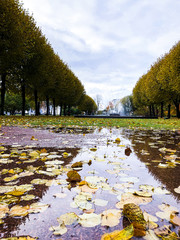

left=0, top=128, right=179, bottom=240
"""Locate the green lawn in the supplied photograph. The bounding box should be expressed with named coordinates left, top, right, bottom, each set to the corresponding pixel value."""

left=0, top=116, right=180, bottom=130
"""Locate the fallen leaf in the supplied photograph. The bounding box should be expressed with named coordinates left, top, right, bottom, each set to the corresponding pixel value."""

left=116, top=192, right=152, bottom=209
left=79, top=213, right=101, bottom=227
left=174, top=186, right=180, bottom=194
left=144, top=230, right=160, bottom=240
left=93, top=198, right=108, bottom=207
left=28, top=203, right=49, bottom=213
left=9, top=205, right=29, bottom=217
left=57, top=212, right=79, bottom=225
left=170, top=214, right=180, bottom=226
left=101, top=209, right=121, bottom=227
left=101, top=224, right=134, bottom=240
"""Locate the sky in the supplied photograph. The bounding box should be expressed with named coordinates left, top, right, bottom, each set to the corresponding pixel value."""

left=21, top=0, right=180, bottom=108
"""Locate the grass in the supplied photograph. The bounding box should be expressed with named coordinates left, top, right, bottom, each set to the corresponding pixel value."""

left=0, top=116, right=180, bottom=130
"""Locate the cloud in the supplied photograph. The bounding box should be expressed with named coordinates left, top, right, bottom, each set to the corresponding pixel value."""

left=21, top=0, right=180, bottom=107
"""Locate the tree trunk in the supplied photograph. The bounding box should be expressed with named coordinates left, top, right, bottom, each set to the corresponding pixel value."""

left=68, top=105, right=71, bottom=116
left=160, top=102, right=164, bottom=118
left=53, top=98, right=56, bottom=116
left=21, top=79, right=25, bottom=116
left=167, top=104, right=171, bottom=119
left=152, top=104, right=155, bottom=117
left=149, top=105, right=152, bottom=117
left=59, top=103, right=62, bottom=116
left=34, top=90, right=38, bottom=116
left=46, top=96, right=49, bottom=115
left=38, top=102, right=40, bottom=115
left=64, top=104, right=66, bottom=116
left=174, top=102, right=180, bottom=118
left=0, top=73, right=6, bottom=115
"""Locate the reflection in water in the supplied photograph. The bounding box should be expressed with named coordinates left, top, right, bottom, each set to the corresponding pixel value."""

left=122, top=129, right=180, bottom=201
left=0, top=128, right=180, bottom=240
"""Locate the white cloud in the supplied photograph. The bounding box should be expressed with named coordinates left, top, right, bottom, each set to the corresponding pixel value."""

left=21, top=0, right=180, bottom=107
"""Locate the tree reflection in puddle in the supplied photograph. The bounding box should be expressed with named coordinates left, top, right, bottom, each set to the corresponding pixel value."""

left=0, top=128, right=179, bottom=240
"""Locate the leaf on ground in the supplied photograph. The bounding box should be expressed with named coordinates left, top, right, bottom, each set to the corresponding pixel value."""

left=0, top=204, right=9, bottom=218
left=5, top=190, right=26, bottom=196
left=9, top=205, right=29, bottom=217
left=101, top=223, right=134, bottom=240
left=4, top=175, right=18, bottom=182
left=174, top=186, right=180, bottom=194
left=21, top=195, right=36, bottom=201
left=31, top=179, right=48, bottom=185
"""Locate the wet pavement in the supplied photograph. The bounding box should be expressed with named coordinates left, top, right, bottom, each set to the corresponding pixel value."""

left=0, top=126, right=180, bottom=239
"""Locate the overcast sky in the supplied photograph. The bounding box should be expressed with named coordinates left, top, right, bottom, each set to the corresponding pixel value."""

left=21, top=0, right=180, bottom=107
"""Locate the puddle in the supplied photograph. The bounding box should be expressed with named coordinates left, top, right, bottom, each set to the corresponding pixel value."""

left=0, top=128, right=180, bottom=239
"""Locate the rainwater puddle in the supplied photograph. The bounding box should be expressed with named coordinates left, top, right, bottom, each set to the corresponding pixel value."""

left=0, top=128, right=180, bottom=239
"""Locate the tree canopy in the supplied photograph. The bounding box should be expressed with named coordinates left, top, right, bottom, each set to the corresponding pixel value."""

left=0, top=0, right=91, bottom=116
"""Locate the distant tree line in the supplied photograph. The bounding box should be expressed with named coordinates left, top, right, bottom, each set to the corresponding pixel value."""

left=0, top=0, right=97, bottom=116
left=132, top=41, right=180, bottom=118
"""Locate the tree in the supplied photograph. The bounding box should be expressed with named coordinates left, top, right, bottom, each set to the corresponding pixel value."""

left=0, top=0, right=35, bottom=115
left=78, top=95, right=97, bottom=115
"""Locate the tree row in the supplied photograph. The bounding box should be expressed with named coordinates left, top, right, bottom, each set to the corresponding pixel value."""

left=0, top=0, right=97, bottom=115
left=132, top=41, right=180, bottom=118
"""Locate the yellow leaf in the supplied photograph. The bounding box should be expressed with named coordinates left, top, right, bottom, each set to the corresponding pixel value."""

left=101, top=224, right=134, bottom=240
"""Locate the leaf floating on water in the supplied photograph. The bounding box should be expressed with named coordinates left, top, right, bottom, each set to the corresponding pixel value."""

left=154, top=187, right=170, bottom=195
left=158, top=203, right=179, bottom=214
left=159, top=232, right=178, bottom=240
left=29, top=203, right=49, bottom=213
left=49, top=222, right=67, bottom=236
left=79, top=213, right=101, bottom=227
left=134, top=190, right=152, bottom=197
left=53, top=193, right=67, bottom=199
left=57, top=212, right=79, bottom=225
left=67, top=170, right=81, bottom=182
left=93, top=199, right=108, bottom=207
left=143, top=211, right=158, bottom=223
left=170, top=213, right=180, bottom=226
left=143, top=230, right=160, bottom=240
left=89, top=148, right=97, bottom=152
left=101, top=209, right=121, bottom=227
left=101, top=224, right=134, bottom=240
left=116, top=192, right=152, bottom=209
